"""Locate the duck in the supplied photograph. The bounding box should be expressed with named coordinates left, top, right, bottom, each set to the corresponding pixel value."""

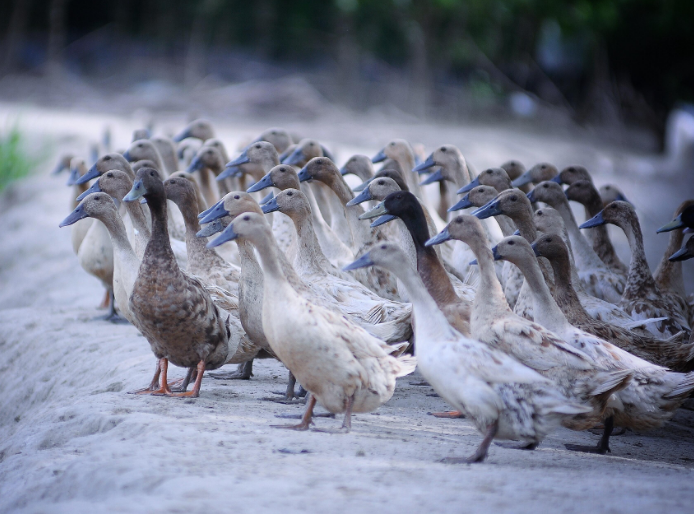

left=360, top=191, right=475, bottom=335
left=201, top=138, right=235, bottom=195
left=658, top=202, right=694, bottom=234
left=253, top=127, right=294, bottom=154
left=168, top=171, right=209, bottom=212
left=64, top=157, right=94, bottom=254
left=207, top=212, right=416, bottom=432
left=372, top=139, right=426, bottom=200
left=222, top=140, right=279, bottom=185
left=500, top=160, right=531, bottom=194
left=531, top=233, right=694, bottom=371
left=187, top=144, right=224, bottom=207
left=344, top=242, right=591, bottom=462
left=150, top=136, right=179, bottom=176
left=456, top=167, right=512, bottom=196
left=123, top=140, right=168, bottom=178
left=297, top=157, right=402, bottom=301
left=669, top=235, right=694, bottom=262
left=247, top=163, right=353, bottom=268
left=492, top=235, right=694, bottom=451
left=120, top=167, right=243, bottom=397
left=425, top=215, right=633, bottom=441
left=511, top=162, right=558, bottom=188
left=527, top=180, right=625, bottom=303
left=340, top=155, right=375, bottom=183
left=172, top=118, right=215, bottom=143
left=598, top=184, right=631, bottom=208
left=581, top=201, right=691, bottom=339
left=563, top=179, right=628, bottom=276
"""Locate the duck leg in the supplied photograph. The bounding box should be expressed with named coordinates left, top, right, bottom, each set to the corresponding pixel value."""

left=167, top=360, right=205, bottom=398
left=209, top=360, right=254, bottom=380
left=440, top=420, right=499, bottom=464
left=129, top=359, right=162, bottom=394
left=313, top=394, right=354, bottom=434
left=94, top=291, right=128, bottom=324
left=145, top=358, right=174, bottom=396
left=266, top=371, right=306, bottom=404
left=98, top=289, right=110, bottom=309
left=271, top=393, right=316, bottom=431
left=429, top=411, right=465, bottom=419
left=565, top=416, right=613, bottom=455
left=170, top=366, right=197, bottom=392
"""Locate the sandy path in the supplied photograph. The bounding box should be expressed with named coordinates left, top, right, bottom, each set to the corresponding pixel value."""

left=1, top=105, right=693, bottom=513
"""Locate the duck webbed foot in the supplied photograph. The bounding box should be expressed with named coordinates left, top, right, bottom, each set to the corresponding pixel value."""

left=428, top=411, right=465, bottom=419
left=93, top=291, right=129, bottom=323
left=169, top=366, right=197, bottom=392
left=132, top=358, right=174, bottom=395
left=312, top=394, right=354, bottom=434
left=271, top=394, right=316, bottom=431
left=209, top=360, right=254, bottom=380
left=165, top=361, right=205, bottom=398
left=439, top=420, right=498, bottom=464
left=129, top=359, right=164, bottom=394
left=565, top=416, right=613, bottom=455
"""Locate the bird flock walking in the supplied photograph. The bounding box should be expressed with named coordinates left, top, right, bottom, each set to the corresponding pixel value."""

left=55, top=119, right=694, bottom=463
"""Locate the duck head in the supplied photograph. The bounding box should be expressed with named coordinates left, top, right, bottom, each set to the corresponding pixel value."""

left=426, top=214, right=486, bottom=248
left=500, top=160, right=525, bottom=181
left=173, top=119, right=215, bottom=142
left=526, top=180, right=565, bottom=206
left=371, top=139, right=414, bottom=168
left=598, top=184, right=631, bottom=208
left=254, top=127, right=293, bottom=154
left=76, top=153, right=133, bottom=185
left=343, top=242, right=408, bottom=272
left=188, top=145, right=224, bottom=173
left=347, top=176, right=401, bottom=207
left=580, top=200, right=633, bottom=230
left=564, top=179, right=599, bottom=207
left=340, top=154, right=374, bottom=181
left=554, top=165, right=592, bottom=186
left=207, top=212, right=270, bottom=248
left=668, top=236, right=694, bottom=262
left=52, top=154, right=74, bottom=176
left=164, top=174, right=200, bottom=211
left=283, top=139, right=326, bottom=167
left=449, top=185, right=499, bottom=212
left=123, top=139, right=162, bottom=168
left=77, top=169, right=133, bottom=203
left=657, top=203, right=694, bottom=234
left=533, top=206, right=565, bottom=236
left=199, top=191, right=262, bottom=224
left=531, top=233, right=571, bottom=262
left=511, top=162, right=558, bottom=187
left=359, top=190, right=422, bottom=229
left=473, top=189, right=532, bottom=220
left=123, top=167, right=164, bottom=204
left=247, top=164, right=299, bottom=193
left=491, top=235, right=536, bottom=265
left=297, top=156, right=339, bottom=184
left=60, top=192, right=118, bottom=227
left=458, top=167, right=512, bottom=194
left=261, top=188, right=309, bottom=219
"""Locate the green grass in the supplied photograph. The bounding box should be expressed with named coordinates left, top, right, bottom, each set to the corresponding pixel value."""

left=0, top=126, right=39, bottom=191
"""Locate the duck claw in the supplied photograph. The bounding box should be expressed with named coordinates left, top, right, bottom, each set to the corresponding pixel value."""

left=428, top=411, right=465, bottom=419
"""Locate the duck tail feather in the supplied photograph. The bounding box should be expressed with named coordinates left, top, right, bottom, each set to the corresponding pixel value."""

left=394, top=355, right=417, bottom=377
left=591, top=369, right=633, bottom=397
left=663, top=372, right=694, bottom=400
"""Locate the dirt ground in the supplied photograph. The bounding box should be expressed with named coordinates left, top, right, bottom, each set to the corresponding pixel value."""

left=1, top=102, right=693, bottom=514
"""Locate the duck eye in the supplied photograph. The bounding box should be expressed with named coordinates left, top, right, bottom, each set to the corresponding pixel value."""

left=106, top=172, right=113, bottom=177
left=243, top=215, right=249, bottom=220
left=541, top=165, right=546, bottom=169
left=455, top=218, right=463, bottom=224
left=537, top=210, right=543, bottom=216
left=381, top=244, right=387, bottom=249
left=280, top=168, right=285, bottom=172
left=287, top=192, right=293, bottom=196
left=104, top=156, right=111, bottom=160
left=271, top=131, right=276, bottom=135
left=389, top=142, right=394, bottom=146
left=508, top=240, right=514, bottom=245
left=377, top=180, right=384, bottom=185
left=441, top=147, right=446, bottom=152
left=310, top=142, right=315, bottom=146
left=150, top=171, right=155, bottom=176
left=510, top=196, right=517, bottom=201
left=255, top=144, right=261, bottom=149
left=543, top=184, right=548, bottom=188
left=234, top=195, right=240, bottom=199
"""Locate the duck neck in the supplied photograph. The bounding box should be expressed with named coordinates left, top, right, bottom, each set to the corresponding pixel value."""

left=445, top=155, right=469, bottom=189
left=123, top=197, right=151, bottom=237
left=466, top=236, right=509, bottom=313
left=250, top=232, right=294, bottom=294
left=495, top=214, right=517, bottom=237
left=177, top=194, right=223, bottom=267
left=653, top=228, right=685, bottom=297
left=144, top=192, right=177, bottom=266
left=546, top=251, right=587, bottom=317
left=287, top=209, right=332, bottom=277
left=509, top=208, right=537, bottom=243
left=619, top=214, right=658, bottom=297
left=99, top=210, right=136, bottom=259
left=552, top=198, right=605, bottom=271
left=511, top=255, right=568, bottom=333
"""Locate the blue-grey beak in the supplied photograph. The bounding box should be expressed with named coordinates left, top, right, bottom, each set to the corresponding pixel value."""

left=207, top=225, right=240, bottom=248
left=51, top=161, right=67, bottom=175
left=123, top=179, right=147, bottom=202
left=550, top=175, right=563, bottom=184
left=261, top=196, right=280, bottom=214
left=227, top=149, right=250, bottom=167
left=283, top=148, right=304, bottom=166
left=420, top=169, right=446, bottom=186
left=217, top=165, right=241, bottom=181
left=172, top=128, right=191, bottom=143
left=187, top=156, right=203, bottom=173
left=513, top=229, right=520, bottom=236
left=579, top=211, right=606, bottom=229
left=425, top=227, right=451, bottom=247
left=199, top=202, right=230, bottom=224
left=413, top=154, right=435, bottom=173
left=370, top=214, right=397, bottom=228
left=657, top=214, right=684, bottom=234
left=469, top=259, right=478, bottom=266
left=371, top=149, right=387, bottom=163
left=668, top=244, right=692, bottom=262
left=74, top=164, right=99, bottom=185
left=122, top=149, right=133, bottom=162
left=198, top=199, right=222, bottom=219
left=259, top=191, right=274, bottom=205
left=448, top=194, right=473, bottom=212
left=491, top=245, right=502, bottom=261
left=197, top=219, right=225, bottom=238
left=511, top=172, right=533, bottom=188
left=247, top=172, right=274, bottom=193
left=353, top=176, right=374, bottom=192
left=359, top=201, right=388, bottom=220
left=59, top=204, right=88, bottom=227
left=531, top=242, right=540, bottom=257
left=77, top=179, right=102, bottom=201
left=526, top=189, right=538, bottom=203
left=615, top=193, right=631, bottom=205
left=347, top=188, right=373, bottom=206
left=343, top=253, right=375, bottom=272
left=297, top=166, right=312, bottom=182
left=339, top=165, right=351, bottom=176
left=472, top=199, right=502, bottom=219
left=457, top=176, right=480, bottom=195
left=66, top=167, right=81, bottom=186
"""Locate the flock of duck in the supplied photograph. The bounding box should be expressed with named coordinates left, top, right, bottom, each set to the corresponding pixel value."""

left=53, top=119, right=694, bottom=463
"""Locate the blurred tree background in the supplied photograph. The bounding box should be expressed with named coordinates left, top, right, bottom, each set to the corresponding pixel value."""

left=1, top=0, right=692, bottom=144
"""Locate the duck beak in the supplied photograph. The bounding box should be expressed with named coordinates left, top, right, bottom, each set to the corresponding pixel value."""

left=615, top=193, right=631, bottom=205
left=186, top=156, right=203, bottom=173
left=199, top=202, right=230, bottom=224
left=469, top=259, right=478, bottom=266
left=457, top=176, right=480, bottom=195
left=419, top=169, right=446, bottom=186
left=359, top=201, right=388, bottom=220
left=370, top=214, right=397, bottom=228
left=413, top=154, right=435, bottom=173
left=247, top=172, right=274, bottom=193
left=207, top=225, right=240, bottom=248
left=347, top=188, right=373, bottom=206
left=531, top=242, right=541, bottom=257
left=657, top=214, right=683, bottom=234
left=122, top=149, right=133, bottom=162
left=76, top=179, right=102, bottom=201
left=261, top=196, right=280, bottom=214
left=511, top=172, right=533, bottom=187
left=513, top=229, right=520, bottom=236
left=668, top=244, right=692, bottom=262
left=65, top=167, right=81, bottom=186
left=198, top=199, right=222, bottom=219
left=425, top=227, right=451, bottom=247
left=491, top=245, right=502, bottom=261
left=172, top=128, right=191, bottom=143
left=371, top=149, right=387, bottom=163
left=320, top=145, right=334, bottom=162
left=472, top=199, right=502, bottom=219
left=59, top=204, right=88, bottom=227
left=339, top=165, right=351, bottom=176
left=526, top=189, right=538, bottom=203
left=297, top=165, right=312, bottom=182
left=197, top=219, right=225, bottom=238
left=123, top=179, right=147, bottom=203
left=343, top=253, right=375, bottom=271
left=550, top=175, right=563, bottom=184
left=217, top=165, right=241, bottom=181
left=227, top=149, right=250, bottom=167
left=51, top=161, right=67, bottom=175
left=353, top=176, right=374, bottom=192
left=74, top=164, right=99, bottom=185
left=259, top=191, right=274, bottom=205
left=579, top=211, right=606, bottom=229
left=448, top=194, right=473, bottom=212
left=283, top=148, right=304, bottom=166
